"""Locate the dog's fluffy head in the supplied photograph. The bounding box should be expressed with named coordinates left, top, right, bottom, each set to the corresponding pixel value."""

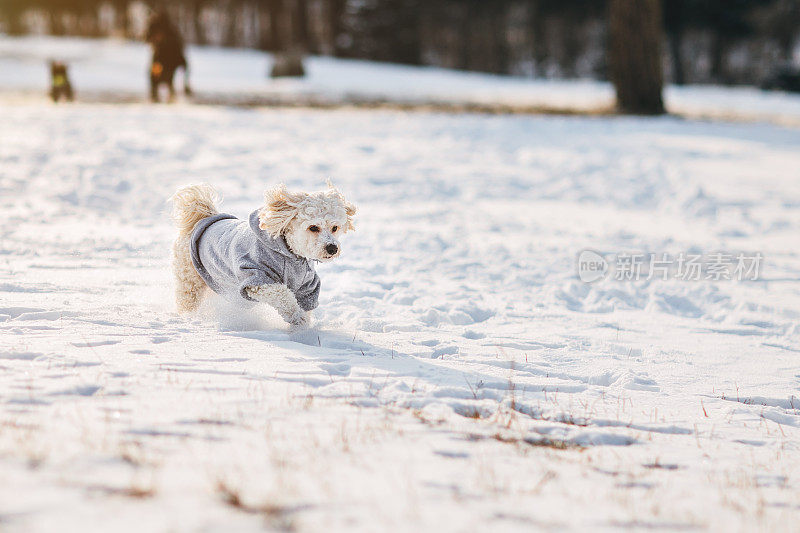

left=258, top=183, right=356, bottom=262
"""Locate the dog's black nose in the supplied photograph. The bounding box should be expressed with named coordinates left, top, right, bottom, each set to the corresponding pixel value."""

left=325, top=244, right=338, bottom=255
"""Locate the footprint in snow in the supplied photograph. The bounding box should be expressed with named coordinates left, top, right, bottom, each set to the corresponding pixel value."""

left=431, top=345, right=459, bottom=359
left=0, top=307, right=43, bottom=319
left=0, top=351, right=43, bottom=360
left=49, top=385, right=103, bottom=397
left=434, top=450, right=470, bottom=459
left=415, top=339, right=440, bottom=347
left=71, top=340, right=121, bottom=348
left=588, top=370, right=659, bottom=392
left=7, top=309, right=66, bottom=321
left=320, top=363, right=351, bottom=376
left=734, top=439, right=766, bottom=447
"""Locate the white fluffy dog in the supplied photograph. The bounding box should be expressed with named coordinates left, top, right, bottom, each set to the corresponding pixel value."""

left=170, top=183, right=356, bottom=329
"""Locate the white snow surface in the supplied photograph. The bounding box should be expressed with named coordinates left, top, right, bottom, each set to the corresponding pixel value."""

left=1, top=38, right=800, bottom=533
left=4, top=35, right=800, bottom=125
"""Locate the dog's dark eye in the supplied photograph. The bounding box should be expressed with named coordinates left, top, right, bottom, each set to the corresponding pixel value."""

left=308, top=225, right=320, bottom=233
left=332, top=226, right=338, bottom=232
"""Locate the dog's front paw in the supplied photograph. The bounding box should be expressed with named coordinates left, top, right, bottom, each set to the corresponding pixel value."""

left=288, top=310, right=311, bottom=332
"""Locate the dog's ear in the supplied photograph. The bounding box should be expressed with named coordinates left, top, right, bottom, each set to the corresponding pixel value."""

left=344, top=199, right=357, bottom=232
left=326, top=181, right=357, bottom=232
left=258, top=184, right=307, bottom=237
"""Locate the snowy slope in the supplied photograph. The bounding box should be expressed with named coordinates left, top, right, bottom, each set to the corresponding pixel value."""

left=3, top=35, right=800, bottom=125
left=1, top=100, right=799, bottom=531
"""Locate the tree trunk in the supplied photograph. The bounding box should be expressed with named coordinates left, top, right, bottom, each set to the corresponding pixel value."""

left=291, top=0, right=310, bottom=52
left=81, top=5, right=101, bottom=37
left=667, top=30, right=684, bottom=85
left=709, top=33, right=730, bottom=85
left=328, top=0, right=347, bottom=56
left=113, top=0, right=130, bottom=38
left=50, top=11, right=66, bottom=36
left=490, top=3, right=509, bottom=74
left=530, top=0, right=550, bottom=78
left=192, top=0, right=207, bottom=45
left=3, top=4, right=25, bottom=35
left=458, top=5, right=470, bottom=70
left=257, top=2, right=271, bottom=50
left=608, top=0, right=665, bottom=115
left=266, top=0, right=286, bottom=52
left=223, top=0, right=240, bottom=47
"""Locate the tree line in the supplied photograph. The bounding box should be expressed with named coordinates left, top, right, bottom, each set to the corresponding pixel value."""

left=1, top=0, right=798, bottom=87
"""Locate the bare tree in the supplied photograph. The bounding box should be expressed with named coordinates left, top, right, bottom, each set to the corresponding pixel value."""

left=267, top=0, right=287, bottom=51
left=608, top=0, right=665, bottom=114
left=291, top=0, right=310, bottom=51
left=222, top=0, right=241, bottom=47
left=326, top=0, right=347, bottom=56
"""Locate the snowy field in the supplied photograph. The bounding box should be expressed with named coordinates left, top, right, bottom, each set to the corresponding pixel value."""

left=2, top=38, right=800, bottom=533
left=2, top=102, right=800, bottom=532
left=3, top=35, right=800, bottom=125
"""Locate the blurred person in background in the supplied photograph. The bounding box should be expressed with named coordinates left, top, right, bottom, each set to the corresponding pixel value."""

left=145, top=9, right=192, bottom=103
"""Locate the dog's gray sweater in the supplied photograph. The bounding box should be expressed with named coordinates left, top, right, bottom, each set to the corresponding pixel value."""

left=190, top=210, right=320, bottom=311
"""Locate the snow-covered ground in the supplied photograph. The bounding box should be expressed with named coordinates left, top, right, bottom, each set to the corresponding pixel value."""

left=3, top=35, right=800, bottom=125
left=2, top=37, right=800, bottom=533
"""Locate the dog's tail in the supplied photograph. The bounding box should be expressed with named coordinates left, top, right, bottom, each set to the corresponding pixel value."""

left=170, top=184, right=220, bottom=236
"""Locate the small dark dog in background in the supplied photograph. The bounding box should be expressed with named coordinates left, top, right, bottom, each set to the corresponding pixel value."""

left=49, top=61, right=74, bottom=103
